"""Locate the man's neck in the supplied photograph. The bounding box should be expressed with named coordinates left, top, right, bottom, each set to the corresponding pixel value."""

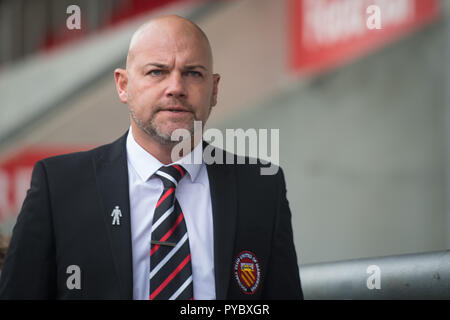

left=131, top=124, right=197, bottom=165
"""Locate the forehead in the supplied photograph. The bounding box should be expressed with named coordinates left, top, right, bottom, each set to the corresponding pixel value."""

left=130, top=21, right=212, bottom=69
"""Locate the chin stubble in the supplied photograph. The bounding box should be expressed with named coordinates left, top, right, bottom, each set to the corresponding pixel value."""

left=129, top=108, right=195, bottom=146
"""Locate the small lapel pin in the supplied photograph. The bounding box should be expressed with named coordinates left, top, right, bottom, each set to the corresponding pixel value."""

left=111, top=206, right=122, bottom=226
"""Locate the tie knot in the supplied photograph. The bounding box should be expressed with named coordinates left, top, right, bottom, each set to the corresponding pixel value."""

left=155, top=164, right=186, bottom=188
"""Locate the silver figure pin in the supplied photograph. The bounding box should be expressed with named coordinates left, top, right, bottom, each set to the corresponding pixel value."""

left=111, top=206, right=122, bottom=226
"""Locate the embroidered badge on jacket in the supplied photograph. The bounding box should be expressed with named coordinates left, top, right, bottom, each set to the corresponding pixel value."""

left=233, top=250, right=261, bottom=295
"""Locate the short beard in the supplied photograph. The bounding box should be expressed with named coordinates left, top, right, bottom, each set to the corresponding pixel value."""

left=129, top=108, right=195, bottom=146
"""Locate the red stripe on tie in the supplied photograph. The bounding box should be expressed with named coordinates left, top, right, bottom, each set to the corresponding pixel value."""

left=149, top=254, right=191, bottom=300
left=173, top=165, right=184, bottom=177
left=150, top=212, right=184, bottom=256
left=155, top=188, right=174, bottom=209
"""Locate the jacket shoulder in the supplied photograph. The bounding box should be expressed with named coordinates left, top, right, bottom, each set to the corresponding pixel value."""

left=38, top=133, right=126, bottom=170
left=207, top=144, right=284, bottom=184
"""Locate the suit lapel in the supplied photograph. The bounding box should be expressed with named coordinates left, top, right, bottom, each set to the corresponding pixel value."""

left=93, top=132, right=133, bottom=299
left=205, top=144, right=238, bottom=300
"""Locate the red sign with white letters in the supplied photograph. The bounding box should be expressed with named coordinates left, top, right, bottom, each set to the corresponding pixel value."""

left=0, top=146, right=92, bottom=223
left=289, top=0, right=441, bottom=74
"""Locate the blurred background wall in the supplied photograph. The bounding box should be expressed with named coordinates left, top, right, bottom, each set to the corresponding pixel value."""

left=0, top=0, right=448, bottom=266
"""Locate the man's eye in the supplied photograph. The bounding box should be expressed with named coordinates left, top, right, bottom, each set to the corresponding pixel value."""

left=187, top=71, right=202, bottom=78
left=147, top=70, right=163, bottom=76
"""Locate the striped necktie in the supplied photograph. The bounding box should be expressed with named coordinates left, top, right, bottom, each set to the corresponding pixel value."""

left=149, top=164, right=194, bottom=300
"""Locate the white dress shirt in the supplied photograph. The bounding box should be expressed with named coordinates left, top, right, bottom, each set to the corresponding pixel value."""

left=126, top=127, right=216, bottom=300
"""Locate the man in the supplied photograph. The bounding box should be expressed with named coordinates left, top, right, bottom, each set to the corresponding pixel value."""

left=0, top=15, right=302, bottom=300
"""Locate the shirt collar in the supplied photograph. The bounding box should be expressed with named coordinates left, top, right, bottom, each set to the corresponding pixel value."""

left=126, top=127, right=203, bottom=183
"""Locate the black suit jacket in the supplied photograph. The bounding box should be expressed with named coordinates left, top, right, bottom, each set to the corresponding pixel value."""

left=0, top=132, right=302, bottom=299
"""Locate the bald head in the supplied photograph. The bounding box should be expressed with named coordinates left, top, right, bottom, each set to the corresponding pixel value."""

left=126, top=15, right=213, bottom=71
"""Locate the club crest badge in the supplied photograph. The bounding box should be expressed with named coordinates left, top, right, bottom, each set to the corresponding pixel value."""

left=233, top=250, right=261, bottom=295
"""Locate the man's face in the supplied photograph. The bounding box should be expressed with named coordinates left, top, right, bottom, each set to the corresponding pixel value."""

left=119, top=22, right=220, bottom=145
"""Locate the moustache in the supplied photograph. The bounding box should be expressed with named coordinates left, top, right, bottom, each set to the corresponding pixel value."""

left=154, top=100, right=193, bottom=113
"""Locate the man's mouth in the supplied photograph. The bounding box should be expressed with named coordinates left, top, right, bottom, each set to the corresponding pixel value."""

left=161, top=106, right=191, bottom=113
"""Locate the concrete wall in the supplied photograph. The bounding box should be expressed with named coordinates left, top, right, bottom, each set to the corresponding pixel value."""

left=444, top=0, right=450, bottom=251
left=213, top=19, right=447, bottom=264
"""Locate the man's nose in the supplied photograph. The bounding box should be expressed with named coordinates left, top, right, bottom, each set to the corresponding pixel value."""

left=165, top=71, right=186, bottom=98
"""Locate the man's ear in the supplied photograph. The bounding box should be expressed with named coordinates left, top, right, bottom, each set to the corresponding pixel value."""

left=210, top=73, right=220, bottom=107
left=114, top=68, right=128, bottom=104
